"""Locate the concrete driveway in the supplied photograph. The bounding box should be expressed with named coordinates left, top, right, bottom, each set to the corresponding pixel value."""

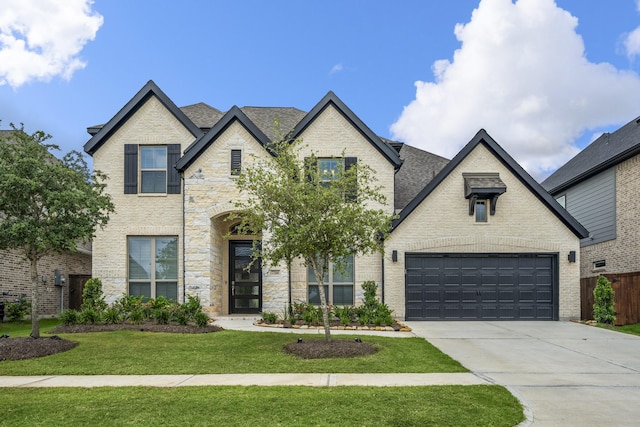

left=406, top=321, right=640, bottom=427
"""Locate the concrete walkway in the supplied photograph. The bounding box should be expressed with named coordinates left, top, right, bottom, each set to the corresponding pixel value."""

left=407, top=321, right=640, bottom=427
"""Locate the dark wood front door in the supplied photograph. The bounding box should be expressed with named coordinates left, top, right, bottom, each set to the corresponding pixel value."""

left=229, top=241, right=261, bottom=314
left=68, top=274, right=91, bottom=310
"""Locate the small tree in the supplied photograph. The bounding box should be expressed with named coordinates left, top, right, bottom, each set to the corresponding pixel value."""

left=593, top=275, right=615, bottom=325
left=232, top=137, right=394, bottom=341
left=0, top=124, right=114, bottom=337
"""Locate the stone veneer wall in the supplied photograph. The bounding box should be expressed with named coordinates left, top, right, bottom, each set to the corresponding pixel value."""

left=183, top=104, right=396, bottom=315
left=1, top=248, right=91, bottom=317
left=581, top=154, right=640, bottom=278
left=385, top=144, right=582, bottom=320
left=91, top=96, right=193, bottom=304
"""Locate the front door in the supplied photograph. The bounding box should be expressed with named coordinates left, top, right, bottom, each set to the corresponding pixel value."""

left=229, top=241, right=262, bottom=314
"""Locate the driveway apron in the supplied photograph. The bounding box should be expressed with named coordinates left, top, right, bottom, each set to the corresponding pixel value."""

left=406, top=321, right=640, bottom=427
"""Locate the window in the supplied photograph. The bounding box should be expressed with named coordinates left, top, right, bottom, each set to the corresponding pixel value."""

left=128, top=237, right=178, bottom=300
left=475, top=200, right=487, bottom=222
left=318, top=158, right=343, bottom=186
left=593, top=260, right=606, bottom=269
left=140, top=146, right=167, bottom=193
left=308, top=255, right=354, bottom=305
left=231, top=149, right=242, bottom=176
left=556, top=195, right=566, bottom=208
left=124, top=144, right=181, bottom=194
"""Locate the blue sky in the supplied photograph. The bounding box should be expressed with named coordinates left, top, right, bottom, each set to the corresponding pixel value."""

left=2, top=0, right=640, bottom=180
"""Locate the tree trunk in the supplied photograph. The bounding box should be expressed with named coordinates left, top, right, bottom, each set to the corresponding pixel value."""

left=311, top=261, right=331, bottom=342
left=30, top=257, right=40, bottom=338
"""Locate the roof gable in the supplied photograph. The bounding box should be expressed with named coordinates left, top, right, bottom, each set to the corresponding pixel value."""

left=84, top=80, right=203, bottom=155
left=291, top=91, right=402, bottom=168
left=542, top=115, right=640, bottom=193
left=392, top=129, right=588, bottom=239
left=176, top=106, right=270, bottom=172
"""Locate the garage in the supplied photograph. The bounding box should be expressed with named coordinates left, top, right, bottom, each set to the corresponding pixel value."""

left=405, top=253, right=558, bottom=321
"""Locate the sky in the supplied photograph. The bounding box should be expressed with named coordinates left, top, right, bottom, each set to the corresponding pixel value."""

left=2, top=0, right=640, bottom=181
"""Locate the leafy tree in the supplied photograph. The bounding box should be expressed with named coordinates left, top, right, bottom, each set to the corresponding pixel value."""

left=232, top=137, right=394, bottom=341
left=0, top=123, right=114, bottom=337
left=593, top=275, right=616, bottom=325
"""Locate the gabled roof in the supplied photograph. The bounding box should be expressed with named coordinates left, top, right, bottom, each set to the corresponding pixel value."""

left=542, top=115, right=640, bottom=194
left=180, top=102, right=224, bottom=130
left=175, top=106, right=270, bottom=172
left=241, top=106, right=306, bottom=142
left=391, top=129, right=589, bottom=239
left=84, top=80, right=203, bottom=155
left=291, top=91, right=402, bottom=169
left=390, top=140, right=449, bottom=211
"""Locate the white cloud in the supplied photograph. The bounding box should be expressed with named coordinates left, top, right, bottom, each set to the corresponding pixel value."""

left=391, top=0, right=640, bottom=180
left=0, top=0, right=103, bottom=88
left=329, top=63, right=344, bottom=75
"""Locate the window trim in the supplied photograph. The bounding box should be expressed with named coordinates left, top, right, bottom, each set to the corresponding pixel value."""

left=140, top=146, right=168, bottom=194
left=127, top=236, right=178, bottom=300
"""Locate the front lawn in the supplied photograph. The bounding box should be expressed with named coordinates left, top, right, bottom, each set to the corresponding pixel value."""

left=0, top=320, right=466, bottom=375
left=599, top=322, right=640, bottom=337
left=3, top=385, right=524, bottom=427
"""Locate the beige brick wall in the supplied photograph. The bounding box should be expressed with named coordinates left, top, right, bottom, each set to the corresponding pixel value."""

left=581, top=154, right=640, bottom=278
left=385, top=144, right=582, bottom=320
left=91, top=96, right=193, bottom=304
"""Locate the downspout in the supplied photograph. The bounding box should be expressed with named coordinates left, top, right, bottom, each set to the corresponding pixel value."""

left=381, top=253, right=385, bottom=304
left=182, top=176, right=186, bottom=304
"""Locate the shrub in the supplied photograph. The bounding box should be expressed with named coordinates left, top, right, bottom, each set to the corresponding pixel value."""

left=261, top=311, right=278, bottom=324
left=6, top=297, right=31, bottom=322
left=80, top=307, right=101, bottom=324
left=194, top=310, right=209, bottom=327
left=356, top=281, right=394, bottom=326
left=173, top=309, right=189, bottom=326
left=182, top=295, right=203, bottom=318
left=128, top=306, right=144, bottom=324
left=81, top=278, right=107, bottom=312
left=332, top=305, right=355, bottom=326
left=103, top=308, right=123, bottom=325
left=593, top=275, right=616, bottom=325
left=154, top=306, right=171, bottom=324
left=59, top=309, right=80, bottom=325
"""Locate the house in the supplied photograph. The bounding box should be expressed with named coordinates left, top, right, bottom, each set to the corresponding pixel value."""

left=542, top=116, right=640, bottom=280
left=0, top=130, right=92, bottom=317
left=84, top=80, right=587, bottom=321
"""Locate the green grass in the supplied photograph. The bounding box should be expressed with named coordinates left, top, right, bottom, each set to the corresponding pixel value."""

left=2, top=385, right=524, bottom=426
left=598, top=322, right=640, bottom=337
left=0, top=320, right=466, bottom=375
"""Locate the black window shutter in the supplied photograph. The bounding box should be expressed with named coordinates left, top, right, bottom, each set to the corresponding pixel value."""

left=231, top=149, right=242, bottom=175
left=124, top=144, right=138, bottom=194
left=167, top=144, right=181, bottom=194
left=344, top=157, right=357, bottom=201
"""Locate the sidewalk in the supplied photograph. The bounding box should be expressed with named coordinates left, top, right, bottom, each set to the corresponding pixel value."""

left=0, top=373, right=487, bottom=387
left=1, top=317, right=487, bottom=388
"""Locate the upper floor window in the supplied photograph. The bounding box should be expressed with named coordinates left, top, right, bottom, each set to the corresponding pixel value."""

left=141, top=146, right=167, bottom=193
left=318, top=158, right=343, bottom=186
left=231, top=149, right=242, bottom=176
left=475, top=200, right=488, bottom=222
left=124, top=144, right=181, bottom=195
left=556, top=195, right=566, bottom=208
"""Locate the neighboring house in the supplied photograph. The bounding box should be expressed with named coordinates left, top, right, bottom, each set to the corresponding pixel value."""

left=0, top=130, right=92, bottom=317
left=542, top=115, right=640, bottom=280
left=84, top=80, right=587, bottom=321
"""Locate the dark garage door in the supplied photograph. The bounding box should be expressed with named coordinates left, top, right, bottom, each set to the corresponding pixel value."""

left=405, top=253, right=557, bottom=320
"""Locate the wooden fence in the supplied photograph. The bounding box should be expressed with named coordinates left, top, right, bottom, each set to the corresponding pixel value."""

left=581, top=272, right=640, bottom=325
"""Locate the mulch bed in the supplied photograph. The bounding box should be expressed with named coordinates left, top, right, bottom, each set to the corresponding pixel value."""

left=284, top=339, right=378, bottom=359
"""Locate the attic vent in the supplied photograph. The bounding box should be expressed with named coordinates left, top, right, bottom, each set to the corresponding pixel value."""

left=463, top=173, right=507, bottom=216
